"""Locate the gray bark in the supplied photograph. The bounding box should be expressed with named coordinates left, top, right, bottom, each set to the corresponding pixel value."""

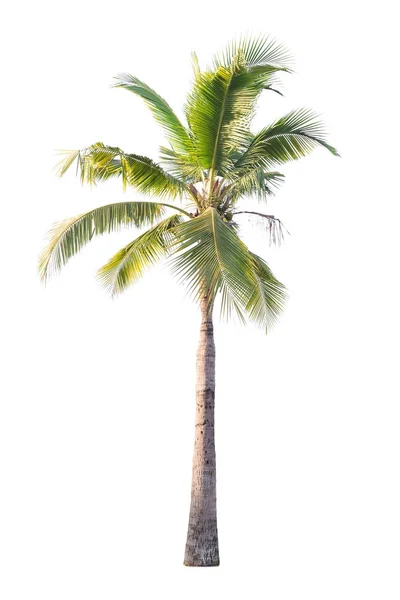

left=184, top=296, right=219, bottom=566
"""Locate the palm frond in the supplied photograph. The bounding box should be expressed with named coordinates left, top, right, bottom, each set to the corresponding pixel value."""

left=170, top=208, right=256, bottom=320
left=213, top=34, right=292, bottom=70
left=55, top=149, right=81, bottom=177
left=159, top=145, right=204, bottom=183
left=246, top=252, right=288, bottom=331
left=56, top=143, right=188, bottom=199
left=97, top=214, right=185, bottom=296
left=184, top=66, right=261, bottom=176
left=235, top=108, right=339, bottom=172
left=191, top=52, right=201, bottom=80
left=170, top=208, right=287, bottom=329
left=113, top=74, right=192, bottom=155
left=232, top=211, right=288, bottom=245
left=223, top=169, right=285, bottom=203
left=39, top=201, right=183, bottom=283
left=185, top=36, right=293, bottom=179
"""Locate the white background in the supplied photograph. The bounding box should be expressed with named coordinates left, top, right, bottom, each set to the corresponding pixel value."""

left=1, top=0, right=399, bottom=598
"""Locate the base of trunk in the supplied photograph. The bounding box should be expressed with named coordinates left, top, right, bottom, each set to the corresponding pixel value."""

left=184, top=511, right=220, bottom=567
left=183, top=560, right=220, bottom=567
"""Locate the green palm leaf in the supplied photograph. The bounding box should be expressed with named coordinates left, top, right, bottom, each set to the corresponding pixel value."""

left=213, top=34, right=292, bottom=70
left=246, top=253, right=288, bottom=331
left=224, top=169, right=285, bottom=202
left=235, top=108, right=339, bottom=172
left=158, top=145, right=204, bottom=183
left=170, top=208, right=254, bottom=319
left=185, top=66, right=261, bottom=177
left=97, top=214, right=185, bottom=296
left=170, top=208, right=287, bottom=328
left=39, top=201, right=186, bottom=283
left=113, top=74, right=192, bottom=156
left=56, top=143, right=188, bottom=199
left=185, top=36, right=292, bottom=182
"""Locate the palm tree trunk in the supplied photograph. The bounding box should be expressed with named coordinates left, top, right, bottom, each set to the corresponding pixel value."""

left=184, top=295, right=219, bottom=566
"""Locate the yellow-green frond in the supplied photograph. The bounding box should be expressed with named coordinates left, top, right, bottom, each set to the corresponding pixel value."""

left=97, top=214, right=185, bottom=296
left=191, top=52, right=201, bottom=80
left=39, top=201, right=172, bottom=283
left=56, top=144, right=188, bottom=199
left=159, top=145, right=204, bottom=183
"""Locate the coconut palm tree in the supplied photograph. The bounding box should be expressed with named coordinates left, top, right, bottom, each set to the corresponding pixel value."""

left=39, top=35, right=338, bottom=567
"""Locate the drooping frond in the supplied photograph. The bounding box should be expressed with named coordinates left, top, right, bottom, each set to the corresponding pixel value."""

left=97, top=214, right=185, bottom=296
left=39, top=201, right=183, bottom=283
left=213, top=34, right=292, bottom=70
left=234, top=108, right=339, bottom=173
left=246, top=252, right=288, bottom=331
left=166, top=208, right=251, bottom=321
left=170, top=208, right=255, bottom=320
left=56, top=143, right=188, bottom=199
left=170, top=208, right=287, bottom=329
left=232, top=211, right=288, bottom=245
left=113, top=74, right=193, bottom=156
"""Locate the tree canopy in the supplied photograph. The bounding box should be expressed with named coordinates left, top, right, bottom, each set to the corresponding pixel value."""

left=39, top=34, right=338, bottom=332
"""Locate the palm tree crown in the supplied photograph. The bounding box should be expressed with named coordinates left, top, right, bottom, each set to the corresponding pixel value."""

left=39, top=34, right=338, bottom=331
